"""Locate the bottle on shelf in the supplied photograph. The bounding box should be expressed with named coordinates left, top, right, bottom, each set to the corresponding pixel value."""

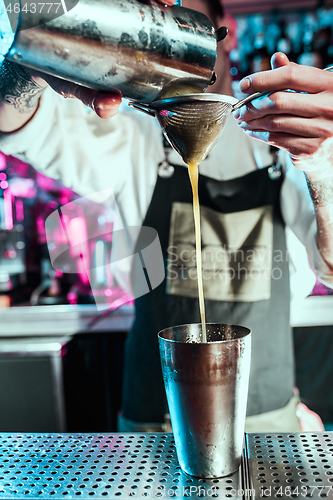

left=276, top=20, right=292, bottom=60
left=251, top=31, right=271, bottom=73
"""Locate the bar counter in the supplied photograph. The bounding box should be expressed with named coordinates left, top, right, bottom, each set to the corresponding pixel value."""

left=0, top=304, right=134, bottom=337
left=1, top=295, right=333, bottom=338
left=0, top=432, right=332, bottom=499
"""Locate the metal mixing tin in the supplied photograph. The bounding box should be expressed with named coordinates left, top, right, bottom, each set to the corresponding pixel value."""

left=5, top=0, right=219, bottom=103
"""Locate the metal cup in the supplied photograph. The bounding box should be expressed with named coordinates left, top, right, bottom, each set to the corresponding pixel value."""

left=4, top=0, right=219, bottom=104
left=158, top=323, right=251, bottom=478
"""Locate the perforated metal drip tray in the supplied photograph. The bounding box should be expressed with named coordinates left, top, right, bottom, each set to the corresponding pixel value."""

left=0, top=433, right=241, bottom=499
left=0, top=433, right=332, bottom=499
left=245, top=432, right=333, bottom=499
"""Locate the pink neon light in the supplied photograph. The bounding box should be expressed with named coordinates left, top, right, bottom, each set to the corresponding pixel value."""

left=15, top=199, right=24, bottom=222
left=109, top=296, right=131, bottom=310
left=0, top=181, right=8, bottom=189
left=64, top=215, right=90, bottom=285
left=3, top=189, right=13, bottom=230
left=5, top=249, right=17, bottom=259
left=67, top=292, right=77, bottom=302
left=49, top=201, right=58, bottom=209
left=0, top=154, right=6, bottom=171
left=0, top=173, right=6, bottom=181
left=7, top=178, right=36, bottom=198
left=105, top=289, right=112, bottom=297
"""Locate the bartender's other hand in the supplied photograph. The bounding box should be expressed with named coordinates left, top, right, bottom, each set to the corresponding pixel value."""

left=233, top=52, right=333, bottom=170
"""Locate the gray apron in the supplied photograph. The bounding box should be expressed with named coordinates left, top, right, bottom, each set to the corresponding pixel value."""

left=121, top=162, right=295, bottom=423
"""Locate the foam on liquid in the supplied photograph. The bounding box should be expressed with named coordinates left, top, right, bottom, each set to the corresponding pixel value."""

left=187, top=162, right=207, bottom=343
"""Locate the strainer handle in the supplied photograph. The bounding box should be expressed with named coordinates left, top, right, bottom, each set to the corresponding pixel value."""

left=128, top=102, right=156, bottom=117
left=232, top=91, right=272, bottom=112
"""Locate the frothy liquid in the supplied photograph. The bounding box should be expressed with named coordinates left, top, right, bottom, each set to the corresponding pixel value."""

left=187, top=162, right=207, bottom=343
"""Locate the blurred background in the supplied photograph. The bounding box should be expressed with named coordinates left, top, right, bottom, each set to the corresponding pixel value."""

left=1, top=0, right=333, bottom=433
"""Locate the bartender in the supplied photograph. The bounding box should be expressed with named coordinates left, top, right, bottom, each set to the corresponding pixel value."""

left=1, top=0, right=333, bottom=432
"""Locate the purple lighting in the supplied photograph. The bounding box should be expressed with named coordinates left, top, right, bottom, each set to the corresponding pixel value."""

left=3, top=188, right=13, bottom=230
left=15, top=199, right=24, bottom=222
left=0, top=154, right=6, bottom=171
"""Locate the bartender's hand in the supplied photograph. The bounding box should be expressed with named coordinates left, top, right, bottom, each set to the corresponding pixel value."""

left=235, top=52, right=333, bottom=279
left=233, top=52, right=333, bottom=174
left=0, top=0, right=176, bottom=133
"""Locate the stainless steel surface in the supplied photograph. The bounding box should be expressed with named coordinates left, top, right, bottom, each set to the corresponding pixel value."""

left=1, top=293, right=331, bottom=339
left=245, top=432, right=333, bottom=499
left=290, top=296, right=333, bottom=327
left=158, top=323, right=251, bottom=478
left=6, top=0, right=217, bottom=104
left=0, top=304, right=134, bottom=337
left=0, top=433, right=242, bottom=499
left=0, top=432, right=332, bottom=498
left=0, top=337, right=70, bottom=432
left=0, top=336, right=70, bottom=355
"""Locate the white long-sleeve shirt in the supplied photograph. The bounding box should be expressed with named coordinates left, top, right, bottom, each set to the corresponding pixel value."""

left=1, top=87, right=330, bottom=294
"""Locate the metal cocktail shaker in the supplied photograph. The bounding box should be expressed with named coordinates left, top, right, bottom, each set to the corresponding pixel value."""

left=159, top=323, right=251, bottom=478
left=4, top=0, right=222, bottom=104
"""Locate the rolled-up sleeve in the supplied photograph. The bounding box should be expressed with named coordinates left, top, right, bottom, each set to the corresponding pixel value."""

left=0, top=88, right=165, bottom=227
left=280, top=152, right=333, bottom=288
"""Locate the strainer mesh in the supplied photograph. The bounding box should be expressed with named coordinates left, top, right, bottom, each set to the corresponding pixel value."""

left=156, top=100, right=233, bottom=164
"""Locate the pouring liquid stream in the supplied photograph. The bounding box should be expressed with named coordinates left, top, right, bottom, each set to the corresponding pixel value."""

left=187, top=162, right=207, bottom=343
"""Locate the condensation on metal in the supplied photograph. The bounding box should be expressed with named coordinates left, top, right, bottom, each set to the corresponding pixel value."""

left=245, top=432, right=333, bottom=499
left=0, top=433, right=241, bottom=499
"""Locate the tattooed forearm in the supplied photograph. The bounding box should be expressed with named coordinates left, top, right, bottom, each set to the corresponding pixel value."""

left=306, top=174, right=333, bottom=207
left=0, top=60, right=45, bottom=113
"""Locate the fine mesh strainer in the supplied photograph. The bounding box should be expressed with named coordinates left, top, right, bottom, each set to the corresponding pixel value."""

left=129, top=92, right=270, bottom=164
left=129, top=64, right=333, bottom=165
